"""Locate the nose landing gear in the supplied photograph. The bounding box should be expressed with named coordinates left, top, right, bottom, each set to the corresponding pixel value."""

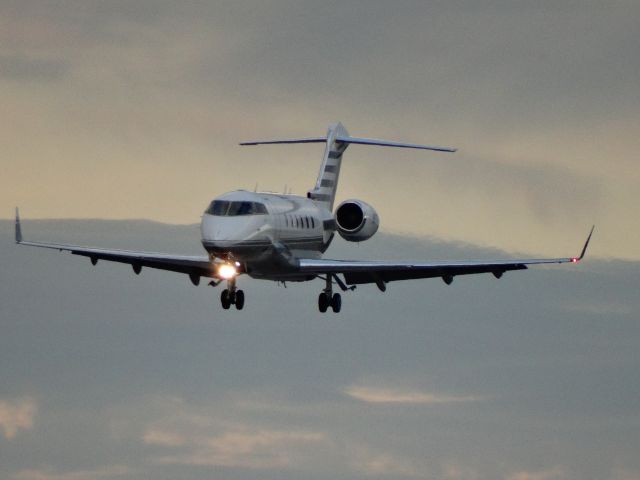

left=220, top=278, right=245, bottom=310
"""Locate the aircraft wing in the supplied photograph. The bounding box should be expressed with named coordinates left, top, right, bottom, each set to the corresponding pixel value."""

left=298, top=227, right=594, bottom=289
left=15, top=210, right=215, bottom=282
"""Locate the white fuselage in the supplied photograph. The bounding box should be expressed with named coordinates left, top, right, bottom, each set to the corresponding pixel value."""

left=200, top=190, right=335, bottom=280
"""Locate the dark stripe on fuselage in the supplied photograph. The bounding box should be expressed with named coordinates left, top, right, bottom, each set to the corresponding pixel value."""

left=310, top=193, right=331, bottom=202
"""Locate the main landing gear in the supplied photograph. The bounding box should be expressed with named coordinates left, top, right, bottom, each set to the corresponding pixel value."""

left=318, top=275, right=345, bottom=313
left=318, top=291, right=341, bottom=313
left=220, top=278, right=245, bottom=310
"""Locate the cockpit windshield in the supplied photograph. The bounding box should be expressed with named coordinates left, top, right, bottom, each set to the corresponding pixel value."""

left=205, top=200, right=268, bottom=216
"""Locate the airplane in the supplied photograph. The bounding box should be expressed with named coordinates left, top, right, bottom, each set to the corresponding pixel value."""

left=15, top=122, right=594, bottom=313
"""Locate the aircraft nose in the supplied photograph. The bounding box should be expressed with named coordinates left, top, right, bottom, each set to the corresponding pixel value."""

left=201, top=216, right=263, bottom=243
left=204, top=218, right=235, bottom=242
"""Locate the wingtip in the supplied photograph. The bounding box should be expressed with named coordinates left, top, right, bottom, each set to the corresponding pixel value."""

left=15, top=207, right=23, bottom=244
left=576, top=225, right=595, bottom=261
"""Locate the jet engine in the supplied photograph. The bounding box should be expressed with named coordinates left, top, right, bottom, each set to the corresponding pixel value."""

left=335, top=199, right=379, bottom=242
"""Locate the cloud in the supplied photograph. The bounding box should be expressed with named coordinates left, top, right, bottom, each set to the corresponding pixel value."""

left=345, top=386, right=481, bottom=405
left=11, top=466, right=130, bottom=480
left=4, top=221, right=640, bottom=480
left=140, top=396, right=327, bottom=470
left=150, top=427, right=326, bottom=469
left=610, top=467, right=640, bottom=480
left=443, top=464, right=480, bottom=480
left=0, top=397, right=37, bottom=439
left=348, top=445, right=426, bottom=478
left=506, top=466, right=567, bottom=480
left=141, top=429, right=185, bottom=447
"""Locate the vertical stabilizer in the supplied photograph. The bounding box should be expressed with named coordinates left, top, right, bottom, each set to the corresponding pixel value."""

left=307, top=122, right=349, bottom=211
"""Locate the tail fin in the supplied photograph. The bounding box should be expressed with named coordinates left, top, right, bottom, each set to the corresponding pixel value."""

left=240, top=122, right=456, bottom=211
left=307, top=122, right=350, bottom=210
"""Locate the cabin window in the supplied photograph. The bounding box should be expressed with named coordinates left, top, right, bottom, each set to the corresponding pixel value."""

left=205, top=201, right=267, bottom=216
left=206, top=200, right=229, bottom=216
left=305, top=217, right=310, bottom=228
left=311, top=218, right=315, bottom=229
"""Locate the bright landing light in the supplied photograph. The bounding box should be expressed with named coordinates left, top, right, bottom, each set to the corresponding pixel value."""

left=217, top=263, right=237, bottom=279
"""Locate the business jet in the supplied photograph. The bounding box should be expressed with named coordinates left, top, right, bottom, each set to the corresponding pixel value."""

left=15, top=122, right=593, bottom=313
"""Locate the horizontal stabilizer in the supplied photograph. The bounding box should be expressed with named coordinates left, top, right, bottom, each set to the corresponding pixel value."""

left=335, top=135, right=456, bottom=152
left=240, top=121, right=456, bottom=211
left=240, top=127, right=456, bottom=153
left=240, top=137, right=326, bottom=146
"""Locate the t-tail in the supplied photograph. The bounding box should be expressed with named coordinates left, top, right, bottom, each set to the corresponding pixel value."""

left=240, top=122, right=456, bottom=211
left=307, top=122, right=349, bottom=210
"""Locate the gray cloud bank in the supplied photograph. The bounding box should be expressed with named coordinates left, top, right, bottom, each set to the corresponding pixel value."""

left=1, top=219, right=639, bottom=480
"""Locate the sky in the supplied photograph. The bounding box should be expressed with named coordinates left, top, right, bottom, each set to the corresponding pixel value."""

left=1, top=0, right=639, bottom=259
left=2, top=1, right=640, bottom=480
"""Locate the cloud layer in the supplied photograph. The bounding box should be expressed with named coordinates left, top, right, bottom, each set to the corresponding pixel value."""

left=3, top=219, right=640, bottom=479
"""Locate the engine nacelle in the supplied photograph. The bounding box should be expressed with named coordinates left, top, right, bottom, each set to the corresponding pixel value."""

left=335, top=199, right=379, bottom=242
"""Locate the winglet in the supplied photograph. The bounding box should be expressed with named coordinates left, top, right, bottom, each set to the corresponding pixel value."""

left=572, top=225, right=595, bottom=262
left=15, top=207, right=23, bottom=244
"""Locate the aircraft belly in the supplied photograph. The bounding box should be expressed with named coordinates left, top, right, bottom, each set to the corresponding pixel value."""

left=204, top=236, right=323, bottom=262
left=247, top=272, right=316, bottom=282
left=244, top=236, right=325, bottom=282
left=202, top=239, right=272, bottom=262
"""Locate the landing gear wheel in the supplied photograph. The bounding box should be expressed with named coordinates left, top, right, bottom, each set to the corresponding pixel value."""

left=331, top=293, right=342, bottom=313
left=235, top=290, right=245, bottom=310
left=318, top=293, right=329, bottom=313
left=221, top=289, right=231, bottom=310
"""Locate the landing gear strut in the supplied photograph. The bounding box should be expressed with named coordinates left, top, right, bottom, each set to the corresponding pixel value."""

left=318, top=275, right=342, bottom=313
left=220, top=278, right=245, bottom=310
